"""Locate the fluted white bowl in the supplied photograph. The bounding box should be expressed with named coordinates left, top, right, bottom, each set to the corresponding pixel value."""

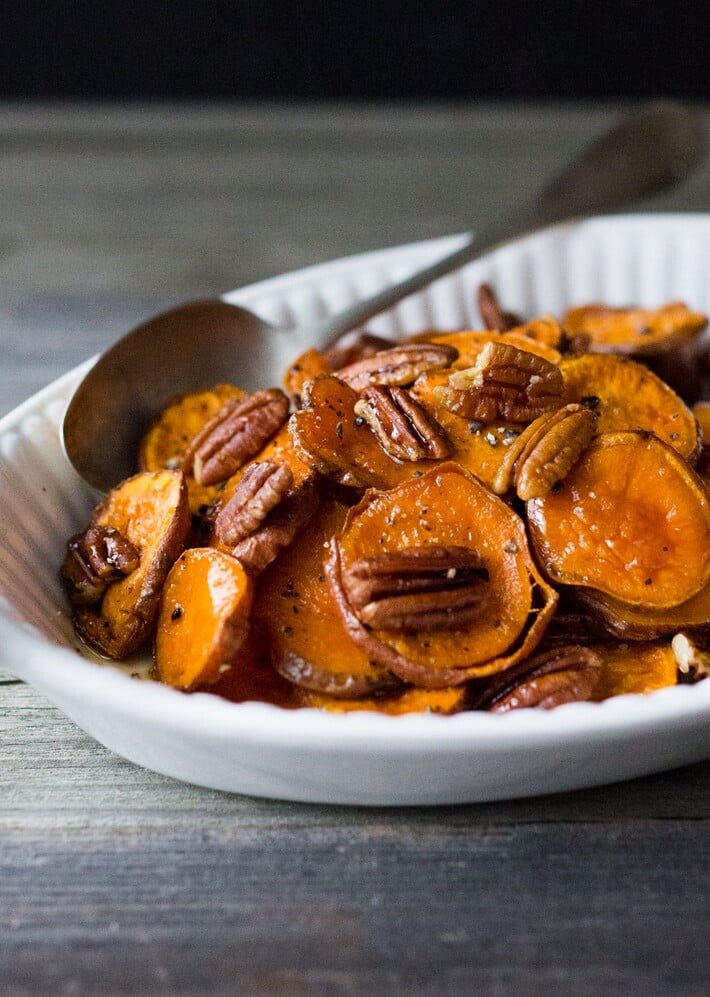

left=3, top=215, right=710, bottom=805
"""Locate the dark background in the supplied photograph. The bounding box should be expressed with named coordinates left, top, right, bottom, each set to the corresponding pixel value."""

left=3, top=1, right=710, bottom=101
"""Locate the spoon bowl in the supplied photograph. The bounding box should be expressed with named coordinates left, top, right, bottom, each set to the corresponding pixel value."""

left=63, top=102, right=705, bottom=494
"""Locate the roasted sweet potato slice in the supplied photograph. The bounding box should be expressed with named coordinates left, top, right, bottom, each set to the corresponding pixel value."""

left=506, top=316, right=566, bottom=350
left=527, top=431, right=710, bottom=610
left=155, top=547, right=253, bottom=690
left=562, top=301, right=707, bottom=355
left=575, top=581, right=710, bottom=641
left=561, top=353, right=700, bottom=461
left=302, top=686, right=468, bottom=715
left=139, top=384, right=244, bottom=471
left=283, top=348, right=334, bottom=406
left=72, top=470, right=191, bottom=658
left=589, top=641, right=678, bottom=700
left=290, top=374, right=416, bottom=489
left=253, top=499, right=400, bottom=697
left=328, top=463, right=558, bottom=686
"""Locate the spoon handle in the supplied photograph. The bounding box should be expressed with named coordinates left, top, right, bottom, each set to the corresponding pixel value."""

left=312, top=101, right=705, bottom=343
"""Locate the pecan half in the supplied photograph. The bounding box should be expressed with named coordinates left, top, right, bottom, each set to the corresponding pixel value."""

left=341, top=545, right=489, bottom=632
left=60, top=524, right=140, bottom=605
left=354, top=385, right=451, bottom=461
left=183, top=388, right=289, bottom=486
left=337, top=342, right=458, bottom=391
left=230, top=480, right=320, bottom=575
left=672, top=632, right=710, bottom=683
left=434, top=341, right=564, bottom=424
left=477, top=283, right=522, bottom=331
left=469, top=644, right=601, bottom=712
left=492, top=403, right=598, bottom=499
left=214, top=460, right=294, bottom=546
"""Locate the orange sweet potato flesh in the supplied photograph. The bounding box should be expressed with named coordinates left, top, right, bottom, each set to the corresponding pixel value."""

left=290, top=374, right=415, bottom=490
left=527, top=432, right=710, bottom=610
left=73, top=470, right=191, bottom=658
left=562, top=302, right=707, bottom=355
left=283, top=348, right=333, bottom=404
left=589, top=642, right=678, bottom=699
left=561, top=353, right=700, bottom=462
left=302, top=686, right=468, bottom=715
left=253, top=500, right=400, bottom=697
left=329, top=463, right=558, bottom=686
left=139, top=384, right=245, bottom=513
left=155, top=547, right=253, bottom=690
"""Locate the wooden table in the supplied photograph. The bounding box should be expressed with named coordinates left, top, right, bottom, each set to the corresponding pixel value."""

left=2, top=102, right=710, bottom=996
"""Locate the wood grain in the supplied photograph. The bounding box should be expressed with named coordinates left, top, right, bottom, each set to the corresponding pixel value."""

left=2, top=102, right=710, bottom=996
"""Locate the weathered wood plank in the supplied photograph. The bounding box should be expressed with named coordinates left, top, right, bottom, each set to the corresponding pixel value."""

left=2, top=802, right=709, bottom=995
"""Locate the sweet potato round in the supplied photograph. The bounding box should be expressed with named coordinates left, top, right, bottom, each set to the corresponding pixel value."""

left=527, top=431, right=710, bottom=610
left=329, top=463, right=558, bottom=686
left=561, top=353, right=700, bottom=462
left=155, top=547, right=253, bottom=690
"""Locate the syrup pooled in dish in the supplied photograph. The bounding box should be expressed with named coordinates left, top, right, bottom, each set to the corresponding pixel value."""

left=59, top=284, right=710, bottom=714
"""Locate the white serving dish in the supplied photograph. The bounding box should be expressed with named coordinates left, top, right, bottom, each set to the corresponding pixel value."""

left=3, top=214, right=710, bottom=806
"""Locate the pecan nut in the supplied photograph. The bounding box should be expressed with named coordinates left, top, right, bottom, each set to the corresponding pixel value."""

left=214, top=460, right=294, bottom=546
left=469, top=644, right=601, bottom=712
left=230, top=480, right=320, bottom=575
left=492, top=403, right=598, bottom=499
left=434, top=340, right=564, bottom=424
left=60, top=524, right=140, bottom=605
left=477, top=283, right=522, bottom=331
left=337, top=342, right=458, bottom=392
left=183, top=388, right=289, bottom=486
left=341, top=545, right=489, bottom=632
left=354, top=385, right=451, bottom=461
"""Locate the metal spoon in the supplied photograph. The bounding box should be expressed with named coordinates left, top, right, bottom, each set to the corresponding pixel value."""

left=63, top=101, right=705, bottom=493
